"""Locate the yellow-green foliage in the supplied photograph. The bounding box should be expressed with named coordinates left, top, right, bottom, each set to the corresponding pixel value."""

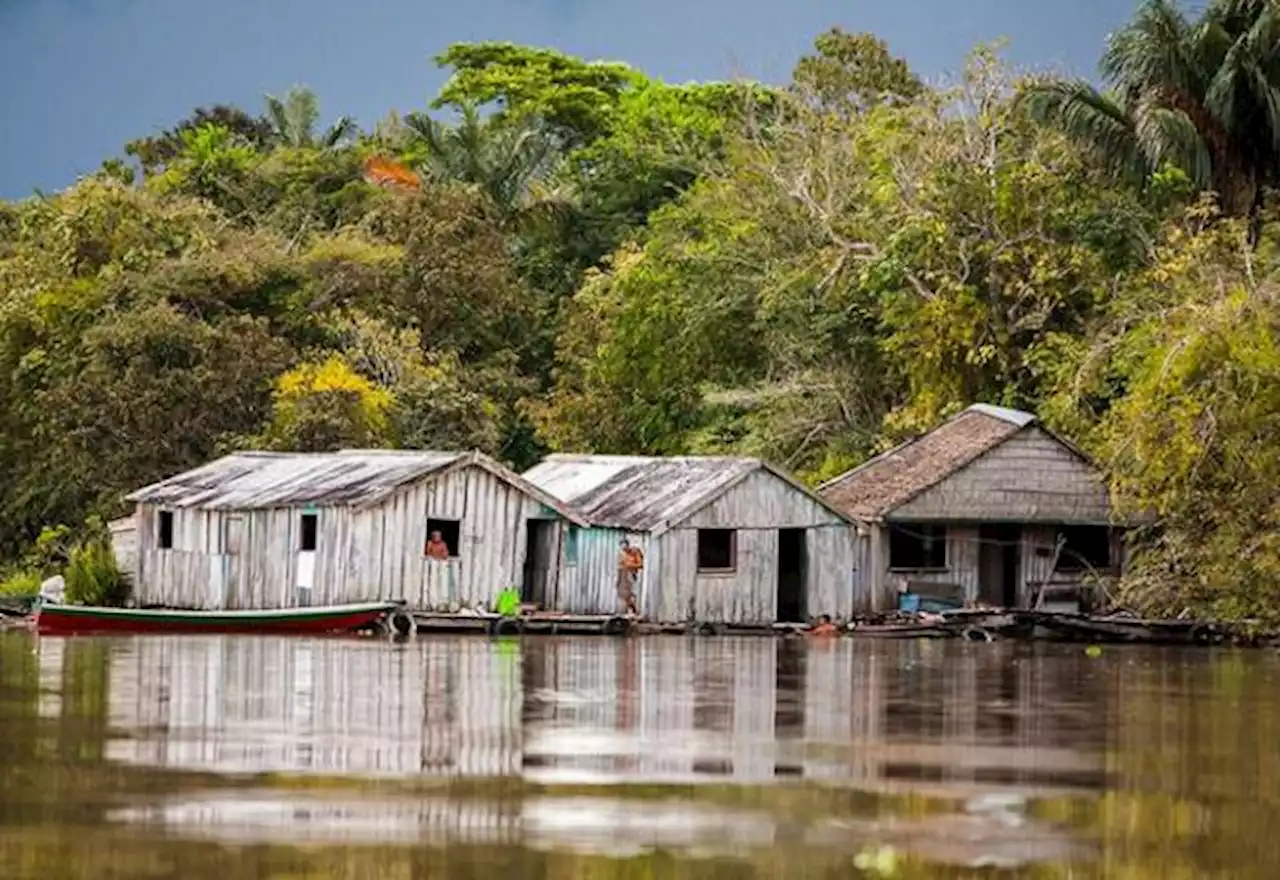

left=64, top=540, right=130, bottom=607
left=0, top=570, right=41, bottom=599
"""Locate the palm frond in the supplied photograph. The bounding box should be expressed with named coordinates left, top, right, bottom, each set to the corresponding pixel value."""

left=322, top=115, right=359, bottom=148
left=1132, top=97, right=1213, bottom=186
left=264, top=95, right=290, bottom=146
left=1102, top=0, right=1204, bottom=96
left=1018, top=79, right=1147, bottom=182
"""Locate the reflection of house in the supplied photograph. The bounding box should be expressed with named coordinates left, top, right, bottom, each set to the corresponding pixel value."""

left=819, top=404, right=1126, bottom=611
left=522, top=455, right=859, bottom=624
left=124, top=449, right=584, bottom=610
left=106, top=637, right=523, bottom=777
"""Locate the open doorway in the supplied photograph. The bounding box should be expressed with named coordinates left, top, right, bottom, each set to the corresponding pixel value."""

left=776, top=528, right=807, bottom=622
left=522, top=520, right=557, bottom=607
left=978, top=524, right=1021, bottom=608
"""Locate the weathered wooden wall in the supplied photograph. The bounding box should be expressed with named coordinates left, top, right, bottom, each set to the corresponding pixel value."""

left=889, top=427, right=1111, bottom=524
left=858, top=522, right=1116, bottom=610
left=549, top=526, right=650, bottom=616
left=344, top=465, right=553, bottom=610
left=133, top=464, right=564, bottom=610
left=108, top=516, right=137, bottom=579
left=857, top=524, right=981, bottom=611
left=666, top=470, right=855, bottom=625
left=546, top=470, right=856, bottom=624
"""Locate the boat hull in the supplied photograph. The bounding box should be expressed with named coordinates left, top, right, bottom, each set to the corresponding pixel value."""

left=34, top=602, right=400, bottom=636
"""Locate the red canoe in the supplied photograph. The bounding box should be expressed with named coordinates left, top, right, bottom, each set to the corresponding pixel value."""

left=33, top=600, right=403, bottom=635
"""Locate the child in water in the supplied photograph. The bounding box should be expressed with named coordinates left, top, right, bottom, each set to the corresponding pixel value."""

left=808, top=614, right=840, bottom=637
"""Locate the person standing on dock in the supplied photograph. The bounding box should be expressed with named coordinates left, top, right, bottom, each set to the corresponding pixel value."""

left=617, top=539, right=643, bottom=617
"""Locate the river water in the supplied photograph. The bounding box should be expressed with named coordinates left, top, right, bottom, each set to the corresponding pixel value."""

left=0, top=632, right=1278, bottom=878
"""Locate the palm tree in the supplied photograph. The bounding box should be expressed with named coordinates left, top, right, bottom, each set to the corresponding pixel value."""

left=402, top=105, right=573, bottom=225
left=262, top=86, right=358, bottom=149
left=1019, top=0, right=1280, bottom=217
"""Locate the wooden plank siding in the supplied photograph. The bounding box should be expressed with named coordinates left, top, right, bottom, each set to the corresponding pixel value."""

left=547, top=526, right=645, bottom=616
left=891, top=427, right=1111, bottom=524
left=133, top=464, right=569, bottom=610
left=525, top=458, right=858, bottom=624
left=551, top=470, right=858, bottom=625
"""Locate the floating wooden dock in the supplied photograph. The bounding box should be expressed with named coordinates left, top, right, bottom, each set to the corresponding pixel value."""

left=409, top=610, right=633, bottom=636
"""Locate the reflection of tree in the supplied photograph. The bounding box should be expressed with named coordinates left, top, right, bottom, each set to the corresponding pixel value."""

left=58, top=639, right=111, bottom=763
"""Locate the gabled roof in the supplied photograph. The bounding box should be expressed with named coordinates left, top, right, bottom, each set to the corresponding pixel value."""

left=523, top=454, right=851, bottom=535
left=819, top=404, right=1068, bottom=521
left=128, top=449, right=586, bottom=523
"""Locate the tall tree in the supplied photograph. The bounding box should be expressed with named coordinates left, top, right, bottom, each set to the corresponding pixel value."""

left=263, top=86, right=358, bottom=149
left=403, top=105, right=570, bottom=226
left=1019, top=0, right=1280, bottom=217
left=125, top=105, right=273, bottom=176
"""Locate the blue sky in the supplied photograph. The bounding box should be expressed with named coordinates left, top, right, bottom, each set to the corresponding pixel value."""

left=0, top=0, right=1131, bottom=199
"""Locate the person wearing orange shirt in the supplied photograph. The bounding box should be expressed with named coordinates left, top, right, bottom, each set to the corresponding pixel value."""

left=616, top=539, right=643, bottom=616
left=425, top=530, right=450, bottom=560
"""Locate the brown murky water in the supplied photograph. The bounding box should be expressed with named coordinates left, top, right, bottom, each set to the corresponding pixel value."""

left=1, top=633, right=1278, bottom=879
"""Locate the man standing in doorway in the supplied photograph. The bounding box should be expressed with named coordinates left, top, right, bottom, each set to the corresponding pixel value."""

left=616, top=538, right=643, bottom=617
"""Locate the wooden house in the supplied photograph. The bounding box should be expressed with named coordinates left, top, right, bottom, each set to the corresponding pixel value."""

left=522, top=454, right=859, bottom=624
left=124, top=449, right=585, bottom=611
left=819, top=404, right=1126, bottom=611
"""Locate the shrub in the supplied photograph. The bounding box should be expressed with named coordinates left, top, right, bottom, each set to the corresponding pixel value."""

left=0, top=569, right=42, bottom=600
left=64, top=540, right=131, bottom=606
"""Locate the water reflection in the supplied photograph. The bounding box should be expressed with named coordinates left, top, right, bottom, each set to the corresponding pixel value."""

left=4, top=632, right=1280, bottom=877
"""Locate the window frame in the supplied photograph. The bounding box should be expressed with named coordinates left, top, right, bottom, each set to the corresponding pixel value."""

left=424, top=518, right=462, bottom=559
left=157, top=510, right=174, bottom=550
left=299, top=512, right=318, bottom=553
left=696, top=528, right=738, bottom=574
left=1054, top=525, right=1112, bottom=573
left=887, top=524, right=948, bottom=572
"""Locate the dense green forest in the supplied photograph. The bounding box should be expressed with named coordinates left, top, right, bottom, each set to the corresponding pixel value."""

left=3, top=0, right=1280, bottom=618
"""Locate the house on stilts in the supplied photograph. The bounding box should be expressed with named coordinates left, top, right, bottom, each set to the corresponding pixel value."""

left=124, top=449, right=585, bottom=610
left=819, top=404, right=1127, bottom=613
left=522, top=454, right=860, bottom=624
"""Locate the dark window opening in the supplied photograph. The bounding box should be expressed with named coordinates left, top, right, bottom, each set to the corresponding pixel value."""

left=889, top=524, right=947, bottom=570
left=564, top=525, right=579, bottom=566
left=425, top=518, right=461, bottom=558
left=300, top=513, right=318, bottom=552
left=157, top=510, right=174, bottom=550
left=697, top=529, right=736, bottom=572
left=1056, top=526, right=1111, bottom=571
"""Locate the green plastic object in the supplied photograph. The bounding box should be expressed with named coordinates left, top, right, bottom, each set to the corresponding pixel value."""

left=495, top=587, right=520, bottom=617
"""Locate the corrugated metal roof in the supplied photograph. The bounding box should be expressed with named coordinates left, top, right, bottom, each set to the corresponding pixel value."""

left=128, top=449, right=469, bottom=510
left=966, top=403, right=1035, bottom=427
left=819, top=405, right=1037, bottom=520
left=523, top=454, right=776, bottom=532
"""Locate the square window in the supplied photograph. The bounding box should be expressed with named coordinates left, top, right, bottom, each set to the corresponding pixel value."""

left=889, top=524, right=946, bottom=570
left=1056, top=526, right=1111, bottom=571
left=425, top=518, right=461, bottom=559
left=299, top=513, right=318, bottom=552
left=697, top=529, right=736, bottom=572
left=158, top=510, right=174, bottom=550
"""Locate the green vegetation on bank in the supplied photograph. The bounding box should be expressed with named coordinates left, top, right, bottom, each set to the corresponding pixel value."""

left=2, top=0, right=1280, bottom=619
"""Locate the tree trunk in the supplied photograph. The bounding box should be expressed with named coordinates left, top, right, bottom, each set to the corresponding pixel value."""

left=1214, top=163, right=1258, bottom=220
